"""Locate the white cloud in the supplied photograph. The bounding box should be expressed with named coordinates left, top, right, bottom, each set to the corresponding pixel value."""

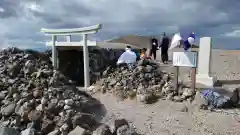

left=223, top=30, right=240, bottom=37
left=0, top=7, right=4, bottom=12
left=0, top=0, right=239, bottom=49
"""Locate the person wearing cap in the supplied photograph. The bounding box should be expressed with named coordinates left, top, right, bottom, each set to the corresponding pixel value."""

left=116, top=46, right=137, bottom=69
left=184, top=32, right=195, bottom=51
left=160, top=32, right=170, bottom=64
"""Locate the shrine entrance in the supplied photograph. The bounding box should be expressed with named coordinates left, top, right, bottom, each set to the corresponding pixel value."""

left=41, top=24, right=102, bottom=87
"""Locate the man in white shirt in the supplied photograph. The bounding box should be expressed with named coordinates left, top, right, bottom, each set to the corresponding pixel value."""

left=117, top=46, right=137, bottom=69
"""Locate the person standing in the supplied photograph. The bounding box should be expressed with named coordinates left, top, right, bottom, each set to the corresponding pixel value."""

left=160, top=32, right=170, bottom=64
left=149, top=36, right=158, bottom=60
left=184, top=32, right=195, bottom=51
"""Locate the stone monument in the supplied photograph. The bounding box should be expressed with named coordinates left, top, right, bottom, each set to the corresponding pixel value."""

left=196, top=37, right=216, bottom=87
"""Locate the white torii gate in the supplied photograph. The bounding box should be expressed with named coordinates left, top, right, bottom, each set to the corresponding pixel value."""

left=40, top=24, right=102, bottom=88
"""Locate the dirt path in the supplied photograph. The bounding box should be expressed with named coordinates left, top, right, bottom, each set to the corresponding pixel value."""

left=93, top=93, right=240, bottom=135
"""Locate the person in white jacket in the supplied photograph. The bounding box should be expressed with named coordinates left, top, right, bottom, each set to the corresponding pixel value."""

left=117, top=46, right=137, bottom=69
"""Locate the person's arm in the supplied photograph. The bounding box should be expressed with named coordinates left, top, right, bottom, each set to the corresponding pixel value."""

left=160, top=37, right=165, bottom=48
left=117, top=53, right=125, bottom=64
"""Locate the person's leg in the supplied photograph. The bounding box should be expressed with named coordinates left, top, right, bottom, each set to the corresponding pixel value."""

left=149, top=49, right=153, bottom=58
left=161, top=50, right=165, bottom=63
left=163, top=53, right=167, bottom=63
left=153, top=50, right=157, bottom=60
left=165, top=50, right=169, bottom=63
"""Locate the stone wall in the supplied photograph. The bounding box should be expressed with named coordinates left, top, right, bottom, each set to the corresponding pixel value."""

left=57, top=47, right=124, bottom=85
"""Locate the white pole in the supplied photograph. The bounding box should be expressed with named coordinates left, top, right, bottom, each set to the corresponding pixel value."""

left=83, top=34, right=90, bottom=88
left=52, top=35, right=57, bottom=69
left=66, top=35, right=71, bottom=42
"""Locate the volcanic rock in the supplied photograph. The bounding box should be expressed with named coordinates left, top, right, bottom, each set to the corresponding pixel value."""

left=0, top=47, right=138, bottom=135
left=94, top=59, right=194, bottom=103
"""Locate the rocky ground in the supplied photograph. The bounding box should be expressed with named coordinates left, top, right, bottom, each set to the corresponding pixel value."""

left=92, top=48, right=240, bottom=135
left=1, top=47, right=240, bottom=135
left=93, top=92, right=240, bottom=135
left=0, top=47, right=139, bottom=135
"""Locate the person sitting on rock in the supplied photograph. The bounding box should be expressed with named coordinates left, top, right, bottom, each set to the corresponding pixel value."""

left=140, top=48, right=147, bottom=58
left=117, top=46, right=137, bottom=69
left=140, top=48, right=151, bottom=60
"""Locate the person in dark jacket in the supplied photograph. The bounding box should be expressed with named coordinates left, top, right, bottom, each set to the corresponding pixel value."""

left=160, top=33, right=170, bottom=64
left=149, top=36, right=158, bottom=60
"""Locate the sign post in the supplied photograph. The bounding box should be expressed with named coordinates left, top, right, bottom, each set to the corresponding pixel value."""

left=172, top=51, right=198, bottom=91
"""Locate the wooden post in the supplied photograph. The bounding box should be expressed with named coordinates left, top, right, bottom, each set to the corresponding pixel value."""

left=56, top=48, right=59, bottom=69
left=52, top=35, right=57, bottom=69
left=83, top=34, right=90, bottom=88
left=175, top=66, right=179, bottom=90
left=191, top=67, right=196, bottom=91
left=191, top=51, right=197, bottom=91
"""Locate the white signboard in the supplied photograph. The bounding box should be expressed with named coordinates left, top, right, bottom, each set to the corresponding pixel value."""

left=173, top=52, right=197, bottom=67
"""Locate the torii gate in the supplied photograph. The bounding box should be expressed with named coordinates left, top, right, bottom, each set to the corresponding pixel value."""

left=40, top=24, right=102, bottom=88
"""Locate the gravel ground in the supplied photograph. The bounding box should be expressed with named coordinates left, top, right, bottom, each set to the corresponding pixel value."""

left=94, top=93, right=240, bottom=135
left=93, top=49, right=240, bottom=135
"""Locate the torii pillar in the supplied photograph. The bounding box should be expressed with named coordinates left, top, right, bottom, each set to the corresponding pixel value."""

left=41, top=24, right=102, bottom=88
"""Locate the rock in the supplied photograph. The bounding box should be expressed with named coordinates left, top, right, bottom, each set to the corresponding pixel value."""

left=59, top=123, right=69, bottom=133
left=68, top=126, right=85, bottom=135
left=0, top=47, right=139, bottom=134
left=180, top=106, right=188, bottom=112
left=136, top=94, right=148, bottom=103
left=173, top=96, right=182, bottom=102
left=0, top=127, right=20, bottom=135
left=13, top=93, right=20, bottom=102
left=41, top=97, right=48, bottom=105
left=47, top=130, right=60, bottom=135
left=36, top=104, right=43, bottom=111
left=20, top=128, right=35, bottom=135
left=113, top=119, right=129, bottom=134
left=97, top=58, right=177, bottom=102
left=193, top=91, right=208, bottom=109
left=72, top=114, right=98, bottom=130
left=230, top=88, right=240, bottom=105
left=0, top=92, right=6, bottom=100
left=116, top=125, right=137, bottom=135
left=182, top=88, right=195, bottom=98
left=145, top=65, right=152, bottom=72
left=1, top=120, right=10, bottom=127
left=166, top=93, right=173, bottom=101
left=33, top=89, right=42, bottom=98
left=41, top=119, right=55, bottom=134
left=15, top=106, right=29, bottom=122
left=1, top=102, right=16, bottom=116
left=109, top=79, right=117, bottom=86
left=28, top=110, right=42, bottom=121
left=115, top=119, right=128, bottom=126
left=92, top=124, right=112, bottom=135
left=64, top=99, right=74, bottom=106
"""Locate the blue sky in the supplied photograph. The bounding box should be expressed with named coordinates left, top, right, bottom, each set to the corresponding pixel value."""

left=0, top=0, right=240, bottom=49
